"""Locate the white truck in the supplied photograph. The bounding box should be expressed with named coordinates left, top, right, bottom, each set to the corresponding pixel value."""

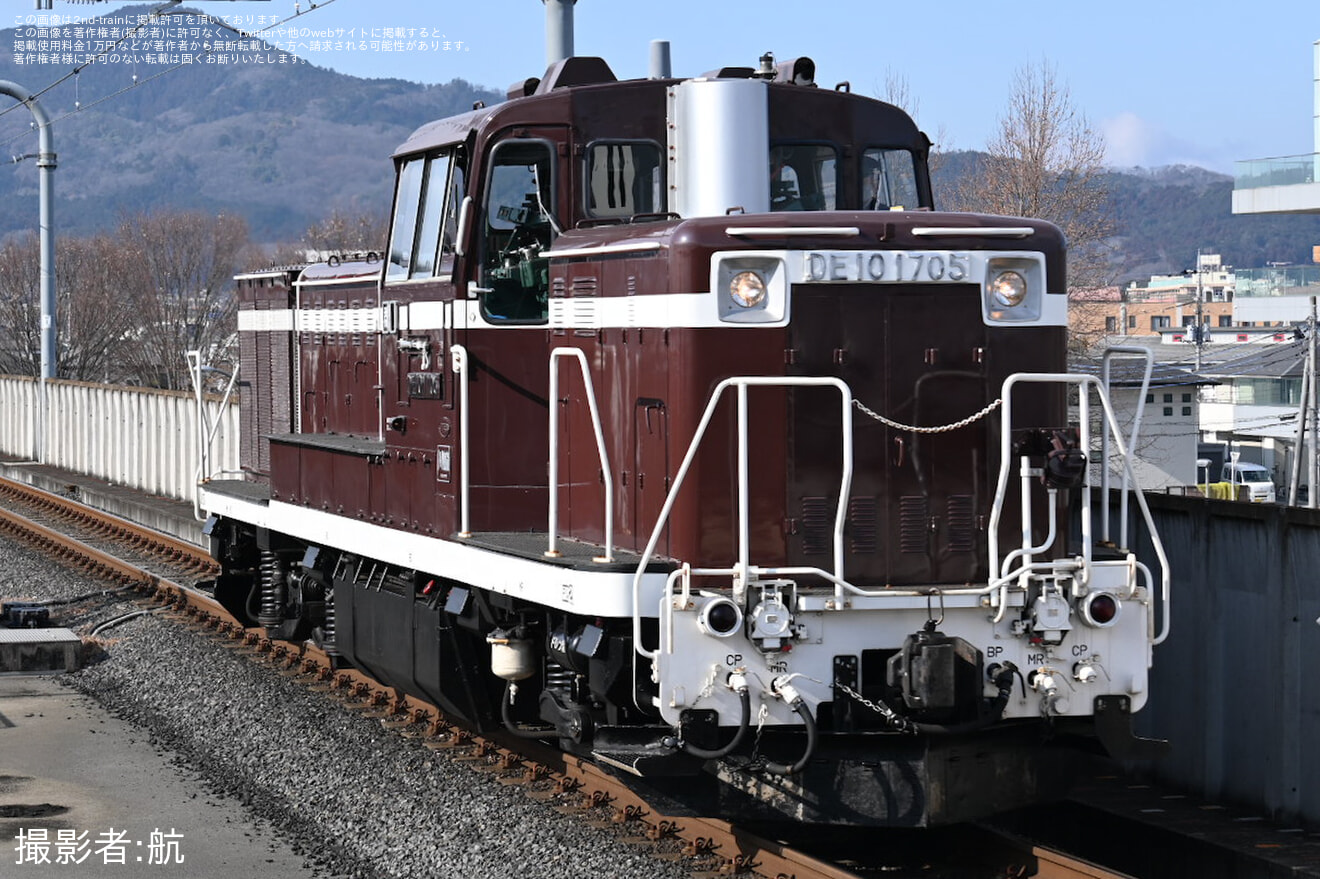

left=1222, top=461, right=1277, bottom=503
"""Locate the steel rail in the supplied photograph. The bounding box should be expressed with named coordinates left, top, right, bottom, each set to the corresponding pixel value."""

left=0, top=475, right=218, bottom=575
left=0, top=502, right=163, bottom=591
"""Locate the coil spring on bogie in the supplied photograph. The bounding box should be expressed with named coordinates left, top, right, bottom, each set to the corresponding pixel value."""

left=545, top=664, right=573, bottom=688
left=545, top=662, right=574, bottom=693
left=258, top=550, right=284, bottom=629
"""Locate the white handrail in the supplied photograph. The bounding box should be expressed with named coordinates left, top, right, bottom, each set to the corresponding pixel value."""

left=631, top=376, right=853, bottom=661
left=451, top=344, right=471, bottom=537
left=546, top=347, right=614, bottom=562
left=188, top=350, right=240, bottom=521
left=987, top=373, right=1172, bottom=645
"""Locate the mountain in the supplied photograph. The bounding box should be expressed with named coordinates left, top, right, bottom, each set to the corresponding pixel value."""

left=0, top=5, right=502, bottom=242
left=933, top=152, right=1320, bottom=283
left=5, top=8, right=1320, bottom=270
left=1099, top=165, right=1320, bottom=281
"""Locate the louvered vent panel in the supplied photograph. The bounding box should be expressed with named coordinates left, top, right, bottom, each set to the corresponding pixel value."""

left=801, top=496, right=830, bottom=556
left=570, top=276, right=599, bottom=296
left=899, top=496, right=929, bottom=553
left=947, top=495, right=975, bottom=553
left=847, top=496, right=877, bottom=554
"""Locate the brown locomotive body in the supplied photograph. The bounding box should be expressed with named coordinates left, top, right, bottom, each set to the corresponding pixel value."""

left=204, top=55, right=1167, bottom=827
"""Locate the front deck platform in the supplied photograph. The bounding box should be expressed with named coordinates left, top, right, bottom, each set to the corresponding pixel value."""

left=459, top=531, right=675, bottom=575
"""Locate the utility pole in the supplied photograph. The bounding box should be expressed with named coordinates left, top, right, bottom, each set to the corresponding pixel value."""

left=1195, top=249, right=1205, bottom=373
left=1310, top=295, right=1318, bottom=508
left=0, top=80, right=56, bottom=464
left=1290, top=334, right=1310, bottom=506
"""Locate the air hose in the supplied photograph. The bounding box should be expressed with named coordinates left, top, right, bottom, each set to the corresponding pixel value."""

left=759, top=696, right=818, bottom=776
left=681, top=684, right=752, bottom=760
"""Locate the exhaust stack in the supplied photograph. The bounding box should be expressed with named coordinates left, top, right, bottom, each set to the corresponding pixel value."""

left=543, top=0, right=577, bottom=68
left=650, top=40, right=672, bottom=79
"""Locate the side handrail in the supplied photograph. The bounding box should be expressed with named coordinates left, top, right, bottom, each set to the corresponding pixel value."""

left=187, top=350, right=240, bottom=521
left=451, top=344, right=471, bottom=537
left=631, top=376, right=853, bottom=661
left=547, top=347, right=614, bottom=562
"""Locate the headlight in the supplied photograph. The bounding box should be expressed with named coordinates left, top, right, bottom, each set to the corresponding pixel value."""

left=697, top=597, right=743, bottom=638
left=713, top=254, right=787, bottom=323
left=990, top=270, right=1028, bottom=307
left=729, top=271, right=767, bottom=308
left=982, top=257, right=1045, bottom=323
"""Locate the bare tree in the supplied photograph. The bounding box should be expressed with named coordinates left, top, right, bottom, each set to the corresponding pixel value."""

left=0, top=234, right=40, bottom=376
left=876, top=69, right=950, bottom=174
left=302, top=208, right=389, bottom=256
left=261, top=207, right=390, bottom=270
left=116, top=210, right=248, bottom=390
left=947, top=62, right=1112, bottom=291
left=0, top=232, right=139, bottom=381
left=878, top=69, right=918, bottom=120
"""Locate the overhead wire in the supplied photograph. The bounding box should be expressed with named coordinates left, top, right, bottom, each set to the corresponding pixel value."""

left=0, top=0, right=182, bottom=126
left=0, top=0, right=341, bottom=149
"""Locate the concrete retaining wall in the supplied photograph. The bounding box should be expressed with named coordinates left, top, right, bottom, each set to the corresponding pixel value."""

left=1128, top=494, right=1320, bottom=825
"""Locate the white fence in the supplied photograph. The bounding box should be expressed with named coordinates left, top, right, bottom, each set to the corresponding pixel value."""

left=0, top=375, right=240, bottom=506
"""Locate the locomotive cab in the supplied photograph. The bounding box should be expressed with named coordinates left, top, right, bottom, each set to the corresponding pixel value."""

left=202, top=53, right=1169, bottom=828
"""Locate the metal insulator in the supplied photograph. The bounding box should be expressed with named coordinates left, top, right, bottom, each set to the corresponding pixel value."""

left=257, top=550, right=284, bottom=629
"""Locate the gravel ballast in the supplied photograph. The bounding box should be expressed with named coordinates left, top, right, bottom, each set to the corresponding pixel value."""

left=1, top=537, right=693, bottom=879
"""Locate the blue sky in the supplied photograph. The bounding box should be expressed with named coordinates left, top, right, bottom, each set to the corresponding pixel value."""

left=8, top=0, right=1318, bottom=172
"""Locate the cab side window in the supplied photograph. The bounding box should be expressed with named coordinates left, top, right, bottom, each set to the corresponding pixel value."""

left=387, top=157, right=425, bottom=279
left=585, top=141, right=662, bottom=219
left=480, top=141, right=557, bottom=323
left=438, top=162, right=466, bottom=276
left=411, top=152, right=452, bottom=277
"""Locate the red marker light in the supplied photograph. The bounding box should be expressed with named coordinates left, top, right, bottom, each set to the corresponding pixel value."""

left=1082, top=592, right=1121, bottom=627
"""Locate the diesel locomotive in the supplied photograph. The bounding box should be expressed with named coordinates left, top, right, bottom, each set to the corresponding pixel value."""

left=200, top=52, right=1170, bottom=827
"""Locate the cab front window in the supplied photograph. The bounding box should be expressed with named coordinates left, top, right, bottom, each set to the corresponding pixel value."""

left=862, top=147, right=919, bottom=211
left=769, top=144, right=836, bottom=211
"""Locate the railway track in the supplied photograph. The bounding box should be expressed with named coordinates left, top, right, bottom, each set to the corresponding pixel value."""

left=0, top=474, right=1135, bottom=879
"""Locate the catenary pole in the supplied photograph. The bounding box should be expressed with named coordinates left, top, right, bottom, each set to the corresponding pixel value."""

left=0, top=80, right=56, bottom=463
